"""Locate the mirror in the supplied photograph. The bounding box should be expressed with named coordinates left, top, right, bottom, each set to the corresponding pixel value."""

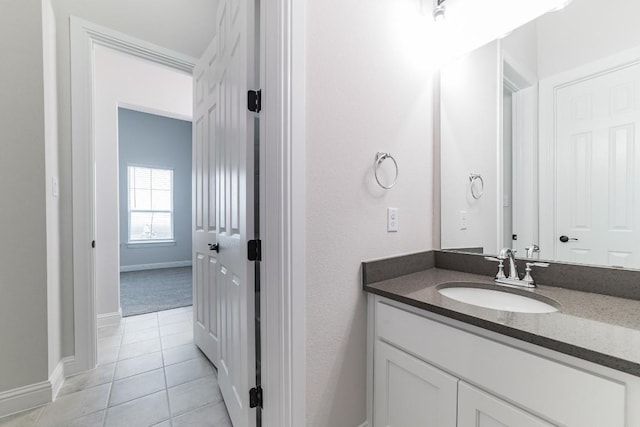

left=439, top=0, right=640, bottom=269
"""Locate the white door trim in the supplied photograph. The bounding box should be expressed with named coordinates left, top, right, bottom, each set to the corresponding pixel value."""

left=69, top=17, right=196, bottom=375
left=70, top=10, right=306, bottom=426
left=260, top=0, right=307, bottom=426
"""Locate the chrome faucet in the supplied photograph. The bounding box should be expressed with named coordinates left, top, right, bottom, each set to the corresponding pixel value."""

left=484, top=247, right=549, bottom=288
left=499, top=248, right=519, bottom=280
left=525, top=244, right=540, bottom=259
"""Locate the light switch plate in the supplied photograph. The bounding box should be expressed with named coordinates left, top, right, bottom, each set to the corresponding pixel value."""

left=387, top=208, right=398, bottom=232
left=459, top=210, right=467, bottom=230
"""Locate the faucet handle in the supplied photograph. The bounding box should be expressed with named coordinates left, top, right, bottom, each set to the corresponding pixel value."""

left=523, top=262, right=550, bottom=285
left=484, top=257, right=506, bottom=279
left=526, top=262, right=549, bottom=268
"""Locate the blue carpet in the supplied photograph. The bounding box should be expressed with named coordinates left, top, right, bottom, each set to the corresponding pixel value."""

left=120, top=266, right=192, bottom=317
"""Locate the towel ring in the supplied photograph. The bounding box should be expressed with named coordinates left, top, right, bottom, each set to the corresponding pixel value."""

left=469, top=173, right=484, bottom=199
left=375, top=152, right=398, bottom=189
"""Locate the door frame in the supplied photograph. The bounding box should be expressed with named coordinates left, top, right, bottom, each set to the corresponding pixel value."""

left=539, top=44, right=640, bottom=262
left=70, top=5, right=307, bottom=426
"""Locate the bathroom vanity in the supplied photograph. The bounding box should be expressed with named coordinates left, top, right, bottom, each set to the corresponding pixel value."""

left=363, top=252, right=640, bottom=427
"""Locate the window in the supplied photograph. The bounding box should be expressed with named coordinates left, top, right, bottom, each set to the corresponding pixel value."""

left=128, top=166, right=174, bottom=242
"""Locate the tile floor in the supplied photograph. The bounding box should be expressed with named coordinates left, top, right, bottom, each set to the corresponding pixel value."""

left=0, top=306, right=232, bottom=427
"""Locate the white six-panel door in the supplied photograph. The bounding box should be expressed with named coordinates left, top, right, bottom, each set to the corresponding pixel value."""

left=554, top=62, right=640, bottom=268
left=193, top=36, right=221, bottom=368
left=193, top=0, right=257, bottom=425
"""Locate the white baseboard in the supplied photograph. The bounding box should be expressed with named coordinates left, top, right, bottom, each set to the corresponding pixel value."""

left=49, top=359, right=65, bottom=401
left=97, top=309, right=122, bottom=328
left=63, top=356, right=80, bottom=378
left=0, top=358, right=67, bottom=417
left=120, top=260, right=192, bottom=272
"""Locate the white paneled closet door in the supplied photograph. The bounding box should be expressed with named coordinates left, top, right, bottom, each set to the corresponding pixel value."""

left=193, top=36, right=221, bottom=369
left=555, top=62, right=640, bottom=268
left=192, top=0, right=258, bottom=424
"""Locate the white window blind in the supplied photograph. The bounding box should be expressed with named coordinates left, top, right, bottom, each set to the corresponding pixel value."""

left=128, top=166, right=174, bottom=241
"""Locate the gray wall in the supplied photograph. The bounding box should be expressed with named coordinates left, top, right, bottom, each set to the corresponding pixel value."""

left=0, top=0, right=50, bottom=393
left=118, top=108, right=192, bottom=268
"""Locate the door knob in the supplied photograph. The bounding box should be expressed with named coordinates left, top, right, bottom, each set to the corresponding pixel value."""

left=208, top=243, right=220, bottom=252
left=559, top=235, right=578, bottom=243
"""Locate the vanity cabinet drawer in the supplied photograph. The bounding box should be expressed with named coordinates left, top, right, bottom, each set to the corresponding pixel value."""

left=375, top=301, right=626, bottom=427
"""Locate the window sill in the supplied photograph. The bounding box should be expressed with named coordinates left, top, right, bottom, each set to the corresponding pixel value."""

left=126, top=240, right=176, bottom=248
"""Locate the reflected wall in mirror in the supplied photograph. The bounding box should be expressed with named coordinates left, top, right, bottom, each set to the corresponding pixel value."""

left=440, top=0, right=640, bottom=268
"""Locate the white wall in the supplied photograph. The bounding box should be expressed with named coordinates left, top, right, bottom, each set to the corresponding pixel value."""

left=305, top=0, right=434, bottom=425
left=50, top=0, right=216, bottom=355
left=441, top=41, right=501, bottom=254
left=94, top=46, right=192, bottom=317
left=537, top=0, right=640, bottom=79
left=0, top=0, right=50, bottom=394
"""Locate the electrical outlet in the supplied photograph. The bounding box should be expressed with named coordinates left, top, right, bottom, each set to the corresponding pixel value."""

left=387, top=208, right=398, bottom=232
left=459, top=210, right=467, bottom=230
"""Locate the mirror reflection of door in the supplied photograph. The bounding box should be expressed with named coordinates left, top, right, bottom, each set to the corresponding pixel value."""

left=549, top=62, right=640, bottom=268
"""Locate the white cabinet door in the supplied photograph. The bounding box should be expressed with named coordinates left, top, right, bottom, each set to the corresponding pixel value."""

left=374, top=340, right=458, bottom=427
left=458, top=382, right=555, bottom=427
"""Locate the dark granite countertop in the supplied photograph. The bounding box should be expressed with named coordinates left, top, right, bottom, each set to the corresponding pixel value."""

left=364, top=267, right=640, bottom=377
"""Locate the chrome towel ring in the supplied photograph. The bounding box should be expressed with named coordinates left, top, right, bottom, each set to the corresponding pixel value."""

left=469, top=173, right=484, bottom=199
left=375, top=152, right=398, bottom=189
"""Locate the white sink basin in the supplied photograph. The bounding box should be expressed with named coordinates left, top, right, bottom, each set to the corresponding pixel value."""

left=438, top=284, right=558, bottom=314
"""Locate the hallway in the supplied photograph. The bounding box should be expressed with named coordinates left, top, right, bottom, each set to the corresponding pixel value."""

left=0, top=307, right=231, bottom=426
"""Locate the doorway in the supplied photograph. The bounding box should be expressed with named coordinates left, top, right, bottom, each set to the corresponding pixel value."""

left=117, top=108, right=193, bottom=317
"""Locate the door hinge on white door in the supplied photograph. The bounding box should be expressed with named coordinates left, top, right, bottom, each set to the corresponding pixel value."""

left=248, top=239, right=261, bottom=261
left=248, top=89, right=262, bottom=113
left=249, top=385, right=263, bottom=408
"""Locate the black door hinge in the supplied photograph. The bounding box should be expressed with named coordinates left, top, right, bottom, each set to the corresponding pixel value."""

left=248, top=239, right=261, bottom=261
left=91, top=240, right=96, bottom=248
left=248, top=89, right=262, bottom=113
left=249, top=386, right=263, bottom=408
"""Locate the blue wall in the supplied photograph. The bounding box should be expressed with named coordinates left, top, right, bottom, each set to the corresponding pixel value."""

left=118, top=108, right=192, bottom=267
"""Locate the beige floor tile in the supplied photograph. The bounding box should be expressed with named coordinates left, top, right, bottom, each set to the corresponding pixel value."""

left=157, top=306, right=191, bottom=318
left=104, top=391, right=170, bottom=427
left=124, top=317, right=159, bottom=332
left=98, top=346, right=119, bottom=365
left=114, top=352, right=163, bottom=380
left=121, top=326, right=160, bottom=345
left=163, top=344, right=206, bottom=366
left=97, top=335, right=122, bottom=351
left=36, top=383, right=110, bottom=427
left=97, top=324, right=124, bottom=339
left=65, top=410, right=105, bottom=427
left=58, top=363, right=116, bottom=397
left=161, top=331, right=193, bottom=350
left=109, top=368, right=166, bottom=407
left=165, top=357, right=214, bottom=388
left=159, top=321, right=192, bottom=337
left=171, top=401, right=232, bottom=427
left=125, top=312, right=158, bottom=324
left=158, top=312, right=191, bottom=327
left=167, top=376, right=222, bottom=417
left=118, top=338, right=161, bottom=361
left=0, top=406, right=44, bottom=427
